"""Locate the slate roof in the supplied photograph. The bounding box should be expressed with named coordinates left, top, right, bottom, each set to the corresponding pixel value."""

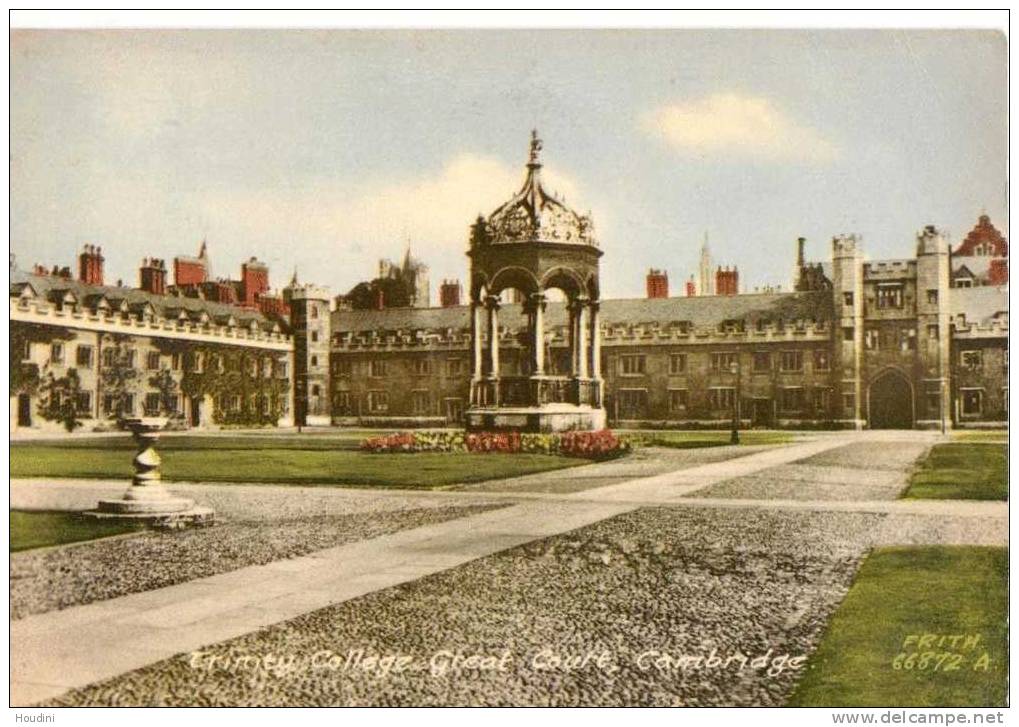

left=10, top=268, right=289, bottom=334
left=332, top=291, right=834, bottom=333
left=950, top=285, right=1008, bottom=325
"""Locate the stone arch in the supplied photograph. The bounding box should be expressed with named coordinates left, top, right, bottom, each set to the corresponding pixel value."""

left=540, top=266, right=586, bottom=300
left=867, top=367, right=915, bottom=429
left=489, top=266, right=541, bottom=297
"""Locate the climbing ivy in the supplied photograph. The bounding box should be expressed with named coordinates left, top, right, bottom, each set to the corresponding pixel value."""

left=153, top=339, right=289, bottom=426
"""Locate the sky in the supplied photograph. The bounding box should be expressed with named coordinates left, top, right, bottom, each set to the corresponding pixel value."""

left=10, top=29, right=1008, bottom=303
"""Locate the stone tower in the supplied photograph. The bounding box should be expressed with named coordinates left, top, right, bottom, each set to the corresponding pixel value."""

left=831, top=234, right=865, bottom=429
left=288, top=283, right=331, bottom=426
left=916, top=225, right=952, bottom=430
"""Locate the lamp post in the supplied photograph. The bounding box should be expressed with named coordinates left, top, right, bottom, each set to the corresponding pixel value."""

left=729, top=357, right=741, bottom=445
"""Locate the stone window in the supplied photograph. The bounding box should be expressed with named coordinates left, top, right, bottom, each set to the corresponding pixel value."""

left=333, top=358, right=351, bottom=376
left=778, top=387, right=804, bottom=411
left=370, top=360, right=388, bottom=377
left=876, top=283, right=904, bottom=309
left=50, top=342, right=64, bottom=364
left=311, top=331, right=319, bottom=342
left=960, top=388, right=983, bottom=416
left=779, top=351, right=803, bottom=372
left=21, top=340, right=32, bottom=361
left=446, top=359, right=463, bottom=376
left=865, top=329, right=880, bottom=350
left=927, top=324, right=939, bottom=340
left=310, top=305, right=319, bottom=320
left=752, top=352, right=770, bottom=372
left=668, top=354, right=687, bottom=375
left=367, top=390, right=389, bottom=413
left=412, top=390, right=431, bottom=414
left=842, top=391, right=855, bottom=415
left=76, top=345, right=94, bottom=368
left=813, top=349, right=830, bottom=371
left=334, top=391, right=351, bottom=413
left=710, top=352, right=737, bottom=373
left=900, top=329, right=917, bottom=352
left=814, top=387, right=831, bottom=412
left=843, top=292, right=854, bottom=306
left=709, top=387, right=735, bottom=410
left=144, top=392, right=161, bottom=416
left=927, top=289, right=938, bottom=305
left=668, top=389, right=688, bottom=412
left=75, top=392, right=92, bottom=416
left=310, top=355, right=319, bottom=368
left=619, top=355, right=646, bottom=376
left=415, top=359, right=433, bottom=376
left=925, top=392, right=941, bottom=417
left=843, top=327, right=854, bottom=342
left=617, top=389, right=648, bottom=417
left=276, top=360, right=288, bottom=378
left=960, top=350, right=983, bottom=370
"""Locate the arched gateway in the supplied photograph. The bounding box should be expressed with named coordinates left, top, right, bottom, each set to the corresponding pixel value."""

left=868, top=369, right=915, bottom=429
left=466, top=131, right=606, bottom=432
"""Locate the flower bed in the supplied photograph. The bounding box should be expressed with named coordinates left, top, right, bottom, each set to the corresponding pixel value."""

left=360, top=429, right=633, bottom=460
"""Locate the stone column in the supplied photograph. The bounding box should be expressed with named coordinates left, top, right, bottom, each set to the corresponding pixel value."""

left=575, top=299, right=589, bottom=379
left=588, top=300, right=601, bottom=380
left=529, top=292, right=546, bottom=376
left=485, top=295, right=501, bottom=407
left=469, top=300, right=483, bottom=406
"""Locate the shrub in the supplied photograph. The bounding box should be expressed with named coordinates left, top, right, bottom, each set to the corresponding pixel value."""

left=360, top=429, right=631, bottom=460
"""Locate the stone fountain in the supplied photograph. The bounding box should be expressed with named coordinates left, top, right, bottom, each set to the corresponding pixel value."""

left=84, top=417, right=214, bottom=527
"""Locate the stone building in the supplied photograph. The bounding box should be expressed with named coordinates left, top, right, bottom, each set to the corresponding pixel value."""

left=324, top=141, right=1007, bottom=430
left=9, top=141, right=1009, bottom=433
left=10, top=248, right=294, bottom=433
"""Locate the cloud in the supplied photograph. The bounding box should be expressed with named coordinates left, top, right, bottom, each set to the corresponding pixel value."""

left=642, top=93, right=839, bottom=163
left=189, top=153, right=588, bottom=299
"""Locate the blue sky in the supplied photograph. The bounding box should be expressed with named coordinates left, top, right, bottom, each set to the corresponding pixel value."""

left=10, top=29, right=1007, bottom=302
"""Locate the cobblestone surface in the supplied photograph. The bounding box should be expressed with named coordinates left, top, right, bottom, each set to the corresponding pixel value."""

left=45, top=506, right=883, bottom=707
left=11, top=501, right=504, bottom=620
left=689, top=463, right=910, bottom=501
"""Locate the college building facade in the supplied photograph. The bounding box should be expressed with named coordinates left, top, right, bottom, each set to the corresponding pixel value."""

left=9, top=144, right=1008, bottom=433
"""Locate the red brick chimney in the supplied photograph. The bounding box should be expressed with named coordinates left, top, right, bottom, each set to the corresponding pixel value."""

left=439, top=279, right=462, bottom=307
left=78, top=244, right=105, bottom=286
left=241, top=257, right=269, bottom=308
left=646, top=269, right=669, bottom=299
left=716, top=266, right=739, bottom=296
left=989, top=258, right=1009, bottom=286
left=685, top=275, right=696, bottom=297
left=139, top=258, right=167, bottom=295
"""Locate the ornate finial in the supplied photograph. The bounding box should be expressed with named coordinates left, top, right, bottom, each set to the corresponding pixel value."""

left=529, top=129, right=543, bottom=165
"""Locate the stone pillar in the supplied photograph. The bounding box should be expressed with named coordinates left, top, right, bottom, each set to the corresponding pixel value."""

left=485, top=295, right=501, bottom=407
left=588, top=300, right=601, bottom=380
left=573, top=298, right=589, bottom=379
left=528, top=292, right=546, bottom=376
left=470, top=300, right=484, bottom=379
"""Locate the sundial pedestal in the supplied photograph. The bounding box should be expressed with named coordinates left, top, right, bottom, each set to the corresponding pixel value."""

left=84, top=417, right=214, bottom=528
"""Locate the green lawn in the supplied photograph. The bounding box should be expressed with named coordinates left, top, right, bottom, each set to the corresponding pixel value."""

left=10, top=510, right=144, bottom=552
left=628, top=430, right=796, bottom=449
left=790, top=546, right=1007, bottom=707
left=20, top=431, right=398, bottom=452
left=903, top=443, right=1007, bottom=501
left=952, top=430, right=1008, bottom=443
left=9, top=444, right=586, bottom=489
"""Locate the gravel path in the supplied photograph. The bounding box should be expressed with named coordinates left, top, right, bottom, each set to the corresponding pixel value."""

left=45, top=506, right=883, bottom=707
left=11, top=502, right=504, bottom=620
left=687, top=441, right=929, bottom=501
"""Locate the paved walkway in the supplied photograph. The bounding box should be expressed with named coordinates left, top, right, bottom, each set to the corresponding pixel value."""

left=9, top=430, right=1006, bottom=706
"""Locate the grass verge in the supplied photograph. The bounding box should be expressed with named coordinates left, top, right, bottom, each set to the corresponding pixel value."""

left=631, top=430, right=796, bottom=449
left=10, top=510, right=144, bottom=552
left=789, top=546, right=1007, bottom=707
left=903, top=443, right=1007, bottom=501
left=9, top=445, right=587, bottom=489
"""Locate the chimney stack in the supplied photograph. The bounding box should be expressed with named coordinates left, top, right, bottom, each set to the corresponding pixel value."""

left=646, top=268, right=669, bottom=299
left=78, top=244, right=104, bottom=286
left=139, top=257, right=168, bottom=295
left=716, top=266, right=739, bottom=296
left=685, top=275, right=696, bottom=297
